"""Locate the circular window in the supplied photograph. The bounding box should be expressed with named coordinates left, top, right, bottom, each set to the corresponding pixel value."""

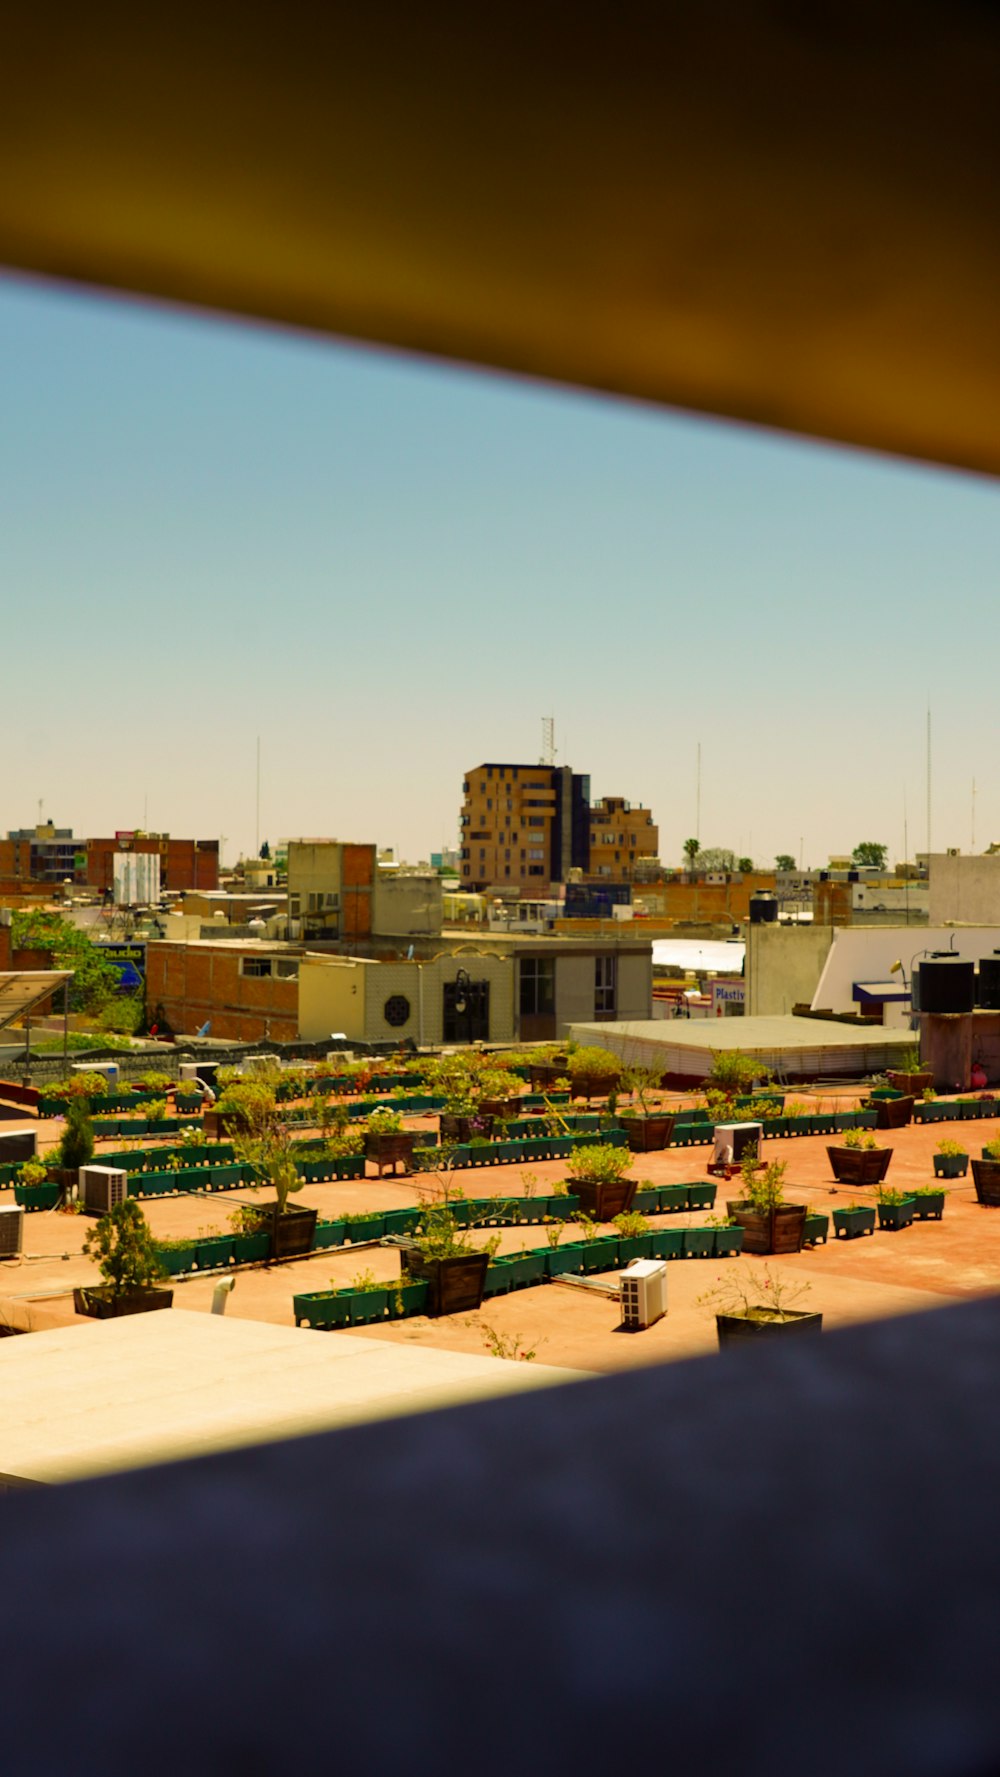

left=384, top=995, right=411, bottom=1028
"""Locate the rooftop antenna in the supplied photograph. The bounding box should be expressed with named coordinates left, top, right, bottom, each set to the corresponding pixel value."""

left=255, top=735, right=261, bottom=855
left=540, top=717, right=556, bottom=767
left=696, top=742, right=701, bottom=844
left=972, top=777, right=977, bottom=852
left=926, top=703, right=932, bottom=860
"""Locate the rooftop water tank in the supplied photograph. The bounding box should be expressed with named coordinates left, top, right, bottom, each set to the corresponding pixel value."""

left=918, top=956, right=975, bottom=1015
left=749, top=893, right=778, bottom=924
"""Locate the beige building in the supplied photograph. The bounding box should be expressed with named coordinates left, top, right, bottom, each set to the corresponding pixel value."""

left=929, top=853, right=1000, bottom=926
left=588, top=797, right=659, bottom=881
left=298, top=952, right=515, bottom=1046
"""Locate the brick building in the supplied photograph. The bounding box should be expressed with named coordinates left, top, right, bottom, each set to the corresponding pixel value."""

left=87, top=835, right=220, bottom=895
left=144, top=940, right=299, bottom=1043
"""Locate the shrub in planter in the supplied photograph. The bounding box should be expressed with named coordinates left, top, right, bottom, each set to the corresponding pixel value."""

left=618, top=1063, right=674, bottom=1151
left=934, top=1139, right=968, bottom=1179
left=909, top=1186, right=947, bottom=1221
left=565, top=1142, right=636, bottom=1221
left=401, top=1203, right=493, bottom=1315
left=875, top=1186, right=916, bottom=1231
left=699, top=1262, right=821, bottom=1347
left=827, top=1130, right=892, bottom=1187
left=77, top=1198, right=173, bottom=1317
left=832, top=1202, right=876, bottom=1239
left=566, top=1046, right=623, bottom=1101
left=229, top=1092, right=318, bottom=1258
left=613, top=1209, right=653, bottom=1262
left=726, top=1156, right=806, bottom=1256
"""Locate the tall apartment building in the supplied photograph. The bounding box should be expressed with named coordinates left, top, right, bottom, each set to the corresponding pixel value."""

left=588, top=796, right=659, bottom=881
left=460, top=764, right=591, bottom=892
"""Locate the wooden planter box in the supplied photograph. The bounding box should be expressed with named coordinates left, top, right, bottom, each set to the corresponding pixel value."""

left=716, top=1308, right=823, bottom=1348
left=827, top=1145, right=892, bottom=1187
left=568, top=1072, right=622, bottom=1102
left=73, top=1286, right=174, bottom=1319
left=725, top=1201, right=807, bottom=1256
left=202, top=1109, right=245, bottom=1141
left=478, top=1098, right=520, bottom=1119
left=364, top=1132, right=416, bottom=1177
left=528, top=1063, right=566, bottom=1090
left=569, top=1176, right=637, bottom=1222
left=439, top=1114, right=495, bottom=1143
left=251, top=1202, right=319, bottom=1260
left=873, top=1095, right=915, bottom=1130
left=972, top=1159, right=1000, bottom=1206
left=887, top=1070, right=934, bottom=1096
left=401, top=1249, right=489, bottom=1316
left=618, top=1113, right=676, bottom=1153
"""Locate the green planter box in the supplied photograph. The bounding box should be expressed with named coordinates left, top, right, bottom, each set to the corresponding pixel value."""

left=832, top=1206, right=876, bottom=1239
left=712, top=1225, right=745, bottom=1257
left=910, top=1190, right=947, bottom=1220
left=579, top=1237, right=619, bottom=1273
left=617, top=1233, right=655, bottom=1263
left=657, top=1184, right=689, bottom=1214
left=682, top=1226, right=715, bottom=1257
left=877, top=1198, right=916, bottom=1231
left=388, top=1280, right=430, bottom=1317
left=232, top=1230, right=272, bottom=1263
left=208, top=1164, right=244, bottom=1190
left=545, top=1243, right=586, bottom=1276
left=482, top=1262, right=514, bottom=1296
left=312, top=1220, right=348, bottom=1249
left=154, top=1245, right=196, bottom=1277
left=382, top=1208, right=421, bottom=1236
left=132, top=1171, right=179, bottom=1197
left=685, top=1183, right=717, bottom=1211
left=294, top=1289, right=352, bottom=1329
left=648, top=1226, right=684, bottom=1260
left=933, top=1154, right=968, bottom=1179
left=503, top=1253, right=547, bottom=1288
left=349, top=1288, right=392, bottom=1325
left=803, top=1212, right=830, bottom=1245
left=542, top=1193, right=579, bottom=1220
left=342, top=1215, right=387, bottom=1243
left=14, top=1181, right=61, bottom=1211
left=631, top=1189, right=658, bottom=1215
left=194, top=1236, right=235, bottom=1270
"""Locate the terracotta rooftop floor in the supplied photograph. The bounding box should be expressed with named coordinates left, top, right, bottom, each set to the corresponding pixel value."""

left=2, top=1094, right=997, bottom=1369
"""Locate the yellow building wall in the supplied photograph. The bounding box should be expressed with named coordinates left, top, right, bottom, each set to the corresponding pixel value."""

left=297, top=958, right=367, bottom=1041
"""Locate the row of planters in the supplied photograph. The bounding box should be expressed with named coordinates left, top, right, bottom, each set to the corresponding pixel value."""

left=669, top=1109, right=879, bottom=1146
left=915, top=1096, right=1000, bottom=1124
left=831, top=1190, right=948, bottom=1237
left=89, top=1114, right=203, bottom=1138
left=293, top=1217, right=746, bottom=1329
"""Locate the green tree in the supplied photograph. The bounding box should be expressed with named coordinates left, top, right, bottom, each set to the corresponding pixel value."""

left=775, top=854, right=796, bottom=871
left=696, top=848, right=736, bottom=872
left=83, top=1199, right=167, bottom=1296
left=10, top=910, right=120, bottom=1015
left=736, top=856, right=753, bottom=873
left=259, top=839, right=271, bottom=859
left=683, top=838, right=700, bottom=866
left=852, top=841, right=888, bottom=870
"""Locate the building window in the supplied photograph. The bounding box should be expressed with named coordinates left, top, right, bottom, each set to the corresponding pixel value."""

left=384, top=994, right=411, bottom=1027
left=595, top=955, right=617, bottom=1014
left=275, top=959, right=299, bottom=978
left=528, top=849, right=544, bottom=861
left=528, top=866, right=544, bottom=876
left=519, top=956, right=555, bottom=1017
left=240, top=957, right=273, bottom=978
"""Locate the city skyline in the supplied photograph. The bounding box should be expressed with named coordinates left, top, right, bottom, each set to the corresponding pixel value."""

left=3, top=273, right=999, bottom=870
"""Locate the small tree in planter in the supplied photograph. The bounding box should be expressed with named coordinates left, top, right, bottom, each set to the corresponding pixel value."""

left=230, top=1092, right=317, bottom=1259
left=76, top=1199, right=173, bottom=1318
left=402, top=1144, right=498, bottom=1314
left=699, top=1262, right=821, bottom=1347
left=567, top=1047, right=622, bottom=1103
left=874, top=1184, right=917, bottom=1232
left=425, top=1053, right=518, bottom=1137
left=48, top=1100, right=95, bottom=1195
left=705, top=1049, right=767, bottom=1102
left=726, top=1156, right=806, bottom=1255
left=565, top=1141, right=635, bottom=1221
left=827, top=1128, right=892, bottom=1188
left=886, top=1048, right=935, bottom=1096
left=619, top=1063, right=675, bottom=1152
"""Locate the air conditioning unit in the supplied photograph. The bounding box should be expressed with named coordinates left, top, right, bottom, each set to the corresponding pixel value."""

left=80, top=1166, right=129, bottom=1213
left=244, top=1054, right=280, bottom=1076
left=178, top=1062, right=201, bottom=1082
left=72, top=1059, right=119, bottom=1086
left=0, top=1129, right=37, bottom=1165
left=619, top=1259, right=667, bottom=1330
left=0, top=1206, right=24, bottom=1258
left=712, top=1121, right=762, bottom=1168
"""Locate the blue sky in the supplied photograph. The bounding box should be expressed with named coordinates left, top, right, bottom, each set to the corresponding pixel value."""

left=3, top=272, right=998, bottom=871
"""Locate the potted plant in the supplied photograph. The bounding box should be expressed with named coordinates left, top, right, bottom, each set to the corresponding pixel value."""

left=699, top=1262, right=821, bottom=1348
left=47, top=1099, right=96, bottom=1197
left=827, top=1128, right=892, bottom=1188
left=613, top=1209, right=653, bottom=1263
left=363, top=1106, right=416, bottom=1176
left=832, top=1200, right=877, bottom=1239
left=400, top=1195, right=496, bottom=1316
left=886, top=1049, right=935, bottom=1096
left=230, top=1093, right=318, bottom=1259
left=14, top=1157, right=62, bottom=1211
left=566, top=1046, right=623, bottom=1103
left=618, top=1063, right=675, bottom=1152
left=425, top=1054, right=516, bottom=1139
left=205, top=1077, right=276, bottom=1141
left=725, top=1155, right=806, bottom=1256
left=75, top=1198, right=174, bottom=1318
left=909, top=1185, right=948, bottom=1221
left=565, top=1141, right=636, bottom=1222
left=867, top=1091, right=915, bottom=1130
left=875, top=1184, right=916, bottom=1232
left=934, top=1138, right=968, bottom=1180
left=704, top=1049, right=768, bottom=1105
left=972, top=1139, right=1000, bottom=1207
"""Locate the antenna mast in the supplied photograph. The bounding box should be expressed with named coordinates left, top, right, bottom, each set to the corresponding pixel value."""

left=540, top=717, right=556, bottom=766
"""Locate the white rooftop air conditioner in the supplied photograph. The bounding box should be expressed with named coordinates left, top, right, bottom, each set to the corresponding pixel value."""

left=178, top=1062, right=201, bottom=1082
left=81, top=1166, right=129, bottom=1214
left=619, top=1259, right=667, bottom=1330
left=0, top=1205, right=24, bottom=1259
left=72, top=1060, right=119, bottom=1085
left=712, top=1121, right=763, bottom=1169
